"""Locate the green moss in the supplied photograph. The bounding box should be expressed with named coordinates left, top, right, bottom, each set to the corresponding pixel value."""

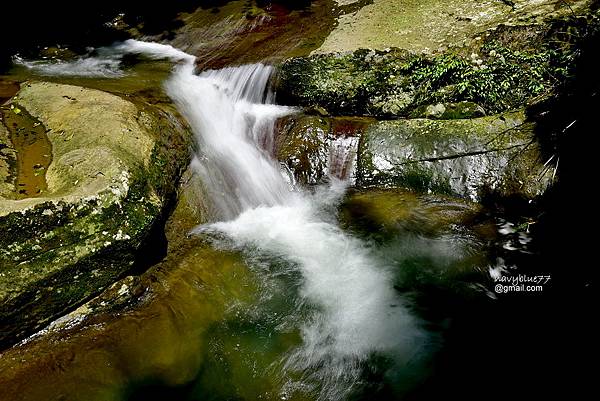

left=278, top=12, right=600, bottom=117
left=356, top=111, right=551, bottom=199
left=401, top=41, right=574, bottom=112
left=0, top=83, right=194, bottom=349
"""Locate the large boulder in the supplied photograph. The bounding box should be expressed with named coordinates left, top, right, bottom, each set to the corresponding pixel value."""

left=0, top=82, right=191, bottom=348
left=314, top=0, right=594, bottom=55
left=276, top=9, right=599, bottom=118
left=357, top=111, right=553, bottom=201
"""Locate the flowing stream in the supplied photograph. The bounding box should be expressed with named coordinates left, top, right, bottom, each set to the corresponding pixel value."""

left=114, top=40, right=429, bottom=399
left=4, top=40, right=438, bottom=400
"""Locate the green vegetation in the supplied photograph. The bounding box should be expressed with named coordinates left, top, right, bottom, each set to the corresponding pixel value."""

left=401, top=42, right=575, bottom=112
left=278, top=13, right=600, bottom=117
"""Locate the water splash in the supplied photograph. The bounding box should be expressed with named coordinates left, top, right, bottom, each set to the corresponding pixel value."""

left=140, top=40, right=428, bottom=399
left=208, top=194, right=427, bottom=399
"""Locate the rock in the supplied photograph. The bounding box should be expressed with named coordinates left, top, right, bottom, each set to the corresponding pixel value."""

left=0, top=82, right=191, bottom=348
left=339, top=188, right=487, bottom=238
left=314, top=0, right=593, bottom=54
left=276, top=114, right=372, bottom=186
left=277, top=115, right=331, bottom=186
left=276, top=111, right=552, bottom=201
left=0, top=175, right=256, bottom=401
left=356, top=110, right=554, bottom=201
left=410, top=102, right=486, bottom=120
left=276, top=43, right=561, bottom=117
left=276, top=48, right=416, bottom=117
left=277, top=9, right=599, bottom=117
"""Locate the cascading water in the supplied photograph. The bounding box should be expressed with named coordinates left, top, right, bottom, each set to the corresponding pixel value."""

left=26, top=40, right=430, bottom=400
left=165, top=62, right=293, bottom=219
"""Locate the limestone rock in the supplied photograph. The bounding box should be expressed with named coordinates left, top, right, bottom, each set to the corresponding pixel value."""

left=0, top=82, right=191, bottom=348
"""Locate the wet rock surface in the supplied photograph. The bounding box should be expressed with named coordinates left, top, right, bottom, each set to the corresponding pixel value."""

left=0, top=81, right=191, bottom=348
left=356, top=111, right=553, bottom=200
left=277, top=113, right=373, bottom=185
left=166, top=0, right=338, bottom=69
left=0, top=1, right=595, bottom=399
left=276, top=111, right=551, bottom=201
left=0, top=166, right=261, bottom=401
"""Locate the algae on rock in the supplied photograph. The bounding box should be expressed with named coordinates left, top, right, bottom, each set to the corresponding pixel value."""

left=277, top=9, right=600, bottom=117
left=357, top=111, right=553, bottom=201
left=0, top=81, right=191, bottom=348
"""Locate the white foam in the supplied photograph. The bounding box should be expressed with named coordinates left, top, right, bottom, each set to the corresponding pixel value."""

left=164, top=61, right=295, bottom=219
left=112, top=39, right=195, bottom=63
left=13, top=55, right=124, bottom=77
left=152, top=39, right=428, bottom=396
left=13, top=39, right=194, bottom=78
left=209, top=198, right=426, bottom=393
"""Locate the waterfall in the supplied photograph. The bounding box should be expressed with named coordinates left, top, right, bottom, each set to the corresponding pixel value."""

left=165, top=62, right=293, bottom=219
left=35, top=40, right=429, bottom=400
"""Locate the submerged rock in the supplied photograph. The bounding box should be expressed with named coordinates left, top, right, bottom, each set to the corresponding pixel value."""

left=339, top=188, right=485, bottom=238
left=0, top=82, right=191, bottom=348
left=357, top=111, right=553, bottom=201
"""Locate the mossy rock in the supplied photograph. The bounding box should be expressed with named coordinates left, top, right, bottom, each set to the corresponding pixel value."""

left=356, top=110, right=553, bottom=201
left=276, top=42, right=571, bottom=117
left=276, top=48, right=416, bottom=117
left=314, top=0, right=595, bottom=55
left=409, top=102, right=486, bottom=120
left=0, top=82, right=191, bottom=348
left=277, top=114, right=331, bottom=186
left=276, top=10, right=600, bottom=117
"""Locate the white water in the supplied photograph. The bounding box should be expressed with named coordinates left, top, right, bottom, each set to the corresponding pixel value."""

left=13, top=55, right=125, bottom=77
left=165, top=62, right=293, bottom=218
left=29, top=40, right=429, bottom=399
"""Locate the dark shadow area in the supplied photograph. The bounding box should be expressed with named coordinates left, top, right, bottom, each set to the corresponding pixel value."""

left=402, top=6, right=598, bottom=400
left=0, top=1, right=316, bottom=73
